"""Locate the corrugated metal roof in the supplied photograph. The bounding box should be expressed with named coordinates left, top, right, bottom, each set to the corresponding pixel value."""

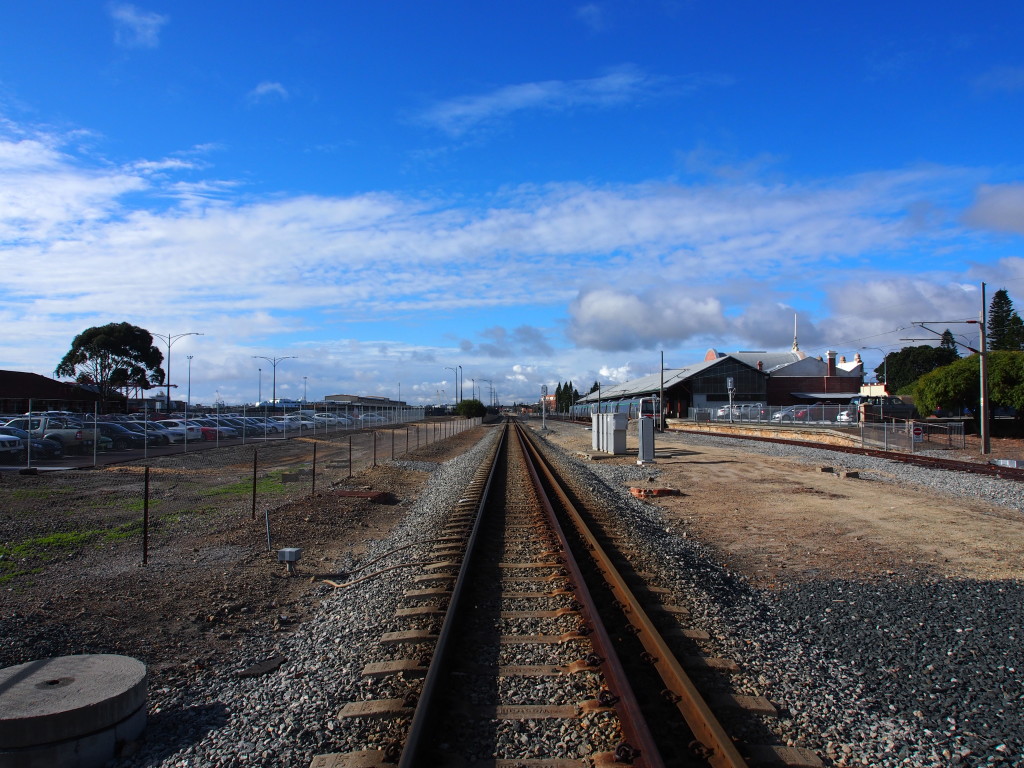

left=576, top=358, right=726, bottom=403
left=727, top=351, right=805, bottom=372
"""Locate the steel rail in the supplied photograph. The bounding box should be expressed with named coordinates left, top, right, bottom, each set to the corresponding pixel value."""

left=513, top=423, right=666, bottom=768
left=516, top=421, right=750, bottom=768
left=669, top=427, right=1024, bottom=481
left=397, top=422, right=508, bottom=768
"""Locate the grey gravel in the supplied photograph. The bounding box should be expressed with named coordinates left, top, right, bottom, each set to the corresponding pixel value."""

left=530, top=423, right=1024, bottom=767
left=117, top=422, right=1024, bottom=768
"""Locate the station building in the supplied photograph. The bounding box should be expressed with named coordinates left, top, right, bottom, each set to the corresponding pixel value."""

left=573, top=345, right=864, bottom=418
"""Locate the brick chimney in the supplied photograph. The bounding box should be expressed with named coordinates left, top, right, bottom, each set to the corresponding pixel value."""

left=826, top=350, right=837, bottom=377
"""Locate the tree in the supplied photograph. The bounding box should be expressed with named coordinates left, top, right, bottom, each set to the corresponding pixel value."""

left=940, top=329, right=961, bottom=358
left=914, top=351, right=1024, bottom=422
left=589, top=381, right=601, bottom=395
left=555, top=380, right=579, bottom=413
left=988, top=289, right=1024, bottom=351
left=879, top=344, right=960, bottom=394
left=55, top=323, right=165, bottom=405
left=455, top=398, right=486, bottom=418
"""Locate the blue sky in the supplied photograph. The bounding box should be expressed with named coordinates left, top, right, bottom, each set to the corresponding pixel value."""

left=2, top=1, right=1024, bottom=406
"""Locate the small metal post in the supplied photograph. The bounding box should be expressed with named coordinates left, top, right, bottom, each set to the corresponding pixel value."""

left=312, top=442, right=317, bottom=496
left=251, top=451, right=258, bottom=520
left=348, top=435, right=353, bottom=478
left=373, top=431, right=377, bottom=467
left=391, top=429, right=395, bottom=460
left=143, top=466, right=150, bottom=566
left=406, top=427, right=409, bottom=454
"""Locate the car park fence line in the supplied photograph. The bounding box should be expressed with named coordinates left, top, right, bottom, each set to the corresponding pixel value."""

left=0, top=417, right=481, bottom=585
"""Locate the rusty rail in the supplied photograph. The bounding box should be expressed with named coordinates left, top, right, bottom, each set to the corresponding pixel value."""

left=516, top=420, right=750, bottom=768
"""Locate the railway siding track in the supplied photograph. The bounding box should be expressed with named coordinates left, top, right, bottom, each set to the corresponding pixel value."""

left=313, top=421, right=823, bottom=768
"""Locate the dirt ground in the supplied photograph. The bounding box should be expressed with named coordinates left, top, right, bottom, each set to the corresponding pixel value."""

left=0, top=424, right=491, bottom=692
left=533, top=422, right=1024, bottom=588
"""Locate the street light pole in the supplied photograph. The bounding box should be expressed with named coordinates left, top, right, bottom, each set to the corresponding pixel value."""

left=444, top=367, right=457, bottom=405
left=258, top=368, right=262, bottom=404
left=153, top=332, right=203, bottom=414
left=457, top=365, right=462, bottom=403
left=187, top=356, right=193, bottom=408
left=252, top=356, right=297, bottom=408
left=303, top=376, right=308, bottom=403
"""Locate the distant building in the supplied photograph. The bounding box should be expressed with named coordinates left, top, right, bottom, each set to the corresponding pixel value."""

left=0, top=370, right=105, bottom=414
left=324, top=393, right=407, bottom=410
left=574, top=348, right=863, bottom=418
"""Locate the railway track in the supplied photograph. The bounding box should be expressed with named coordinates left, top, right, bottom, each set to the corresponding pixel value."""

left=315, top=420, right=821, bottom=768
left=663, top=425, right=1024, bottom=481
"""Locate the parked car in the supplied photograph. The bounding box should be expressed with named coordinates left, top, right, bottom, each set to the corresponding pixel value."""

left=359, top=413, right=387, bottom=425
left=219, top=417, right=263, bottom=437
left=241, top=417, right=281, bottom=434
left=270, top=416, right=308, bottom=432
left=94, top=422, right=149, bottom=450
left=0, top=426, right=64, bottom=459
left=189, top=419, right=240, bottom=440
left=157, top=420, right=203, bottom=442
left=771, top=406, right=800, bottom=423
left=801, top=403, right=843, bottom=422
left=4, top=416, right=99, bottom=453
left=313, top=413, right=344, bottom=426
left=0, top=431, right=24, bottom=461
left=847, top=396, right=918, bottom=421
left=120, top=421, right=171, bottom=446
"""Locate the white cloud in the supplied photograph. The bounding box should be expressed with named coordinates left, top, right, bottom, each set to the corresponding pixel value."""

left=973, top=66, right=1024, bottom=95
left=109, top=3, right=168, bottom=49
left=964, top=184, right=1024, bottom=235
left=418, top=66, right=699, bottom=136
left=576, top=4, right=607, bottom=32
left=247, top=81, right=289, bottom=105
left=567, top=288, right=726, bottom=351
left=0, top=120, right=1012, bottom=404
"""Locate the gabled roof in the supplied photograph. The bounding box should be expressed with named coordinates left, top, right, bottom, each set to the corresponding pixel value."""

left=576, top=357, right=747, bottom=403
left=725, top=351, right=805, bottom=373
left=0, top=370, right=103, bottom=401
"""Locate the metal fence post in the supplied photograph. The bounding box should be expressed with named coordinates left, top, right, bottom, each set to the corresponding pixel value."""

left=348, top=435, right=353, bottom=478
left=251, top=450, right=258, bottom=520
left=143, top=466, right=150, bottom=566
left=373, top=431, right=377, bottom=467
left=312, top=442, right=317, bottom=496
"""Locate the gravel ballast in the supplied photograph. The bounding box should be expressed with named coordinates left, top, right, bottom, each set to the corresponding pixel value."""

left=92, top=421, right=1024, bottom=767
left=118, top=429, right=503, bottom=767
left=530, top=425, right=1024, bottom=767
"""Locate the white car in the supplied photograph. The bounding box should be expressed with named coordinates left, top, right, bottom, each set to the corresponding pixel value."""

left=157, top=420, right=203, bottom=442
left=313, top=414, right=346, bottom=426
left=271, top=416, right=308, bottom=432
left=359, top=413, right=387, bottom=425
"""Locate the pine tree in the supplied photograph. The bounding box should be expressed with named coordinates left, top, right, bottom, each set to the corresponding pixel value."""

left=988, top=289, right=1024, bottom=351
left=940, top=329, right=961, bottom=358
left=554, top=382, right=563, bottom=413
